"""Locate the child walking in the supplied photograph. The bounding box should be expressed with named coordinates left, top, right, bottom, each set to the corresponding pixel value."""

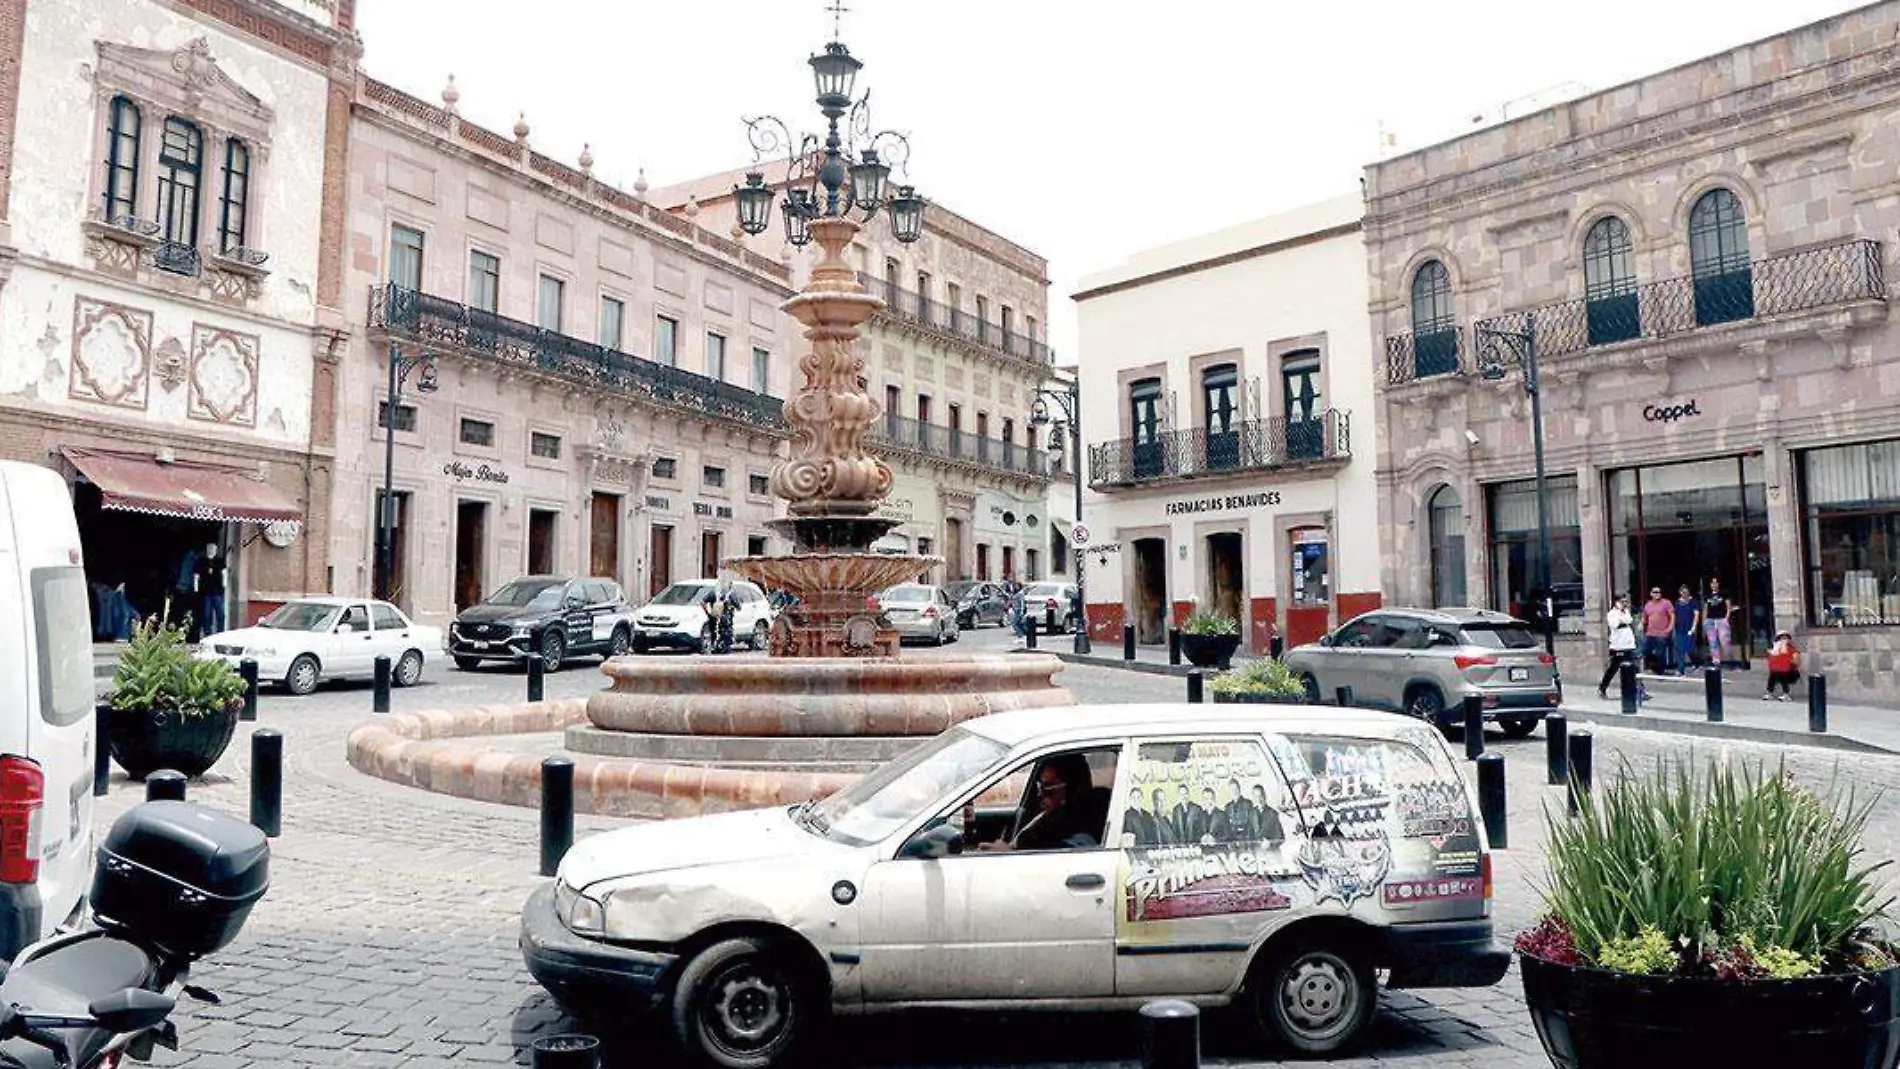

left=1764, top=630, right=1801, bottom=701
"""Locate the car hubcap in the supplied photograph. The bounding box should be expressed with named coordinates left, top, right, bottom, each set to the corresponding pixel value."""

left=400, top=656, right=419, bottom=684
left=1280, top=953, right=1356, bottom=1037
left=703, top=965, right=790, bottom=1055
left=294, top=663, right=315, bottom=690
left=544, top=640, right=562, bottom=668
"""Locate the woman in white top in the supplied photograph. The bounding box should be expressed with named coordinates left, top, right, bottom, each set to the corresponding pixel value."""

left=1598, top=593, right=1639, bottom=699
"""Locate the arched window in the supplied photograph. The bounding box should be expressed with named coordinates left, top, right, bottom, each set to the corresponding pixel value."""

left=218, top=138, right=250, bottom=253
left=1688, top=188, right=1753, bottom=325
left=1409, top=260, right=1457, bottom=378
left=1428, top=485, right=1466, bottom=608
left=1282, top=349, right=1323, bottom=460
left=102, top=96, right=141, bottom=223
left=1582, top=216, right=1638, bottom=345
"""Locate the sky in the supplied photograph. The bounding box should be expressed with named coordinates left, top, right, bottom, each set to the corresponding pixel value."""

left=354, top=0, right=1869, bottom=366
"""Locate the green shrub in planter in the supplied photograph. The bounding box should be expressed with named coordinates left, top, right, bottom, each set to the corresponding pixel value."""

left=1182, top=610, right=1239, bottom=636
left=106, top=617, right=245, bottom=779
left=1208, top=658, right=1306, bottom=704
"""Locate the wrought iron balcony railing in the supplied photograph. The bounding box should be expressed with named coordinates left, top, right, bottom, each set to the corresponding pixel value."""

left=1382, top=326, right=1465, bottom=386
left=869, top=413, right=1051, bottom=479
left=862, top=275, right=1055, bottom=365
left=1088, top=410, right=1350, bottom=488
left=153, top=240, right=201, bottom=278
left=369, top=283, right=789, bottom=431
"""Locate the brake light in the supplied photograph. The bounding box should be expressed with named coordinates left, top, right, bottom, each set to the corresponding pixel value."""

left=1453, top=654, right=1498, bottom=671
left=1046, top=598, right=1059, bottom=610
left=922, top=606, right=939, bottom=619
left=1539, top=653, right=1556, bottom=665
left=865, top=596, right=880, bottom=612
left=0, top=755, right=45, bottom=885
left=1482, top=852, right=1493, bottom=903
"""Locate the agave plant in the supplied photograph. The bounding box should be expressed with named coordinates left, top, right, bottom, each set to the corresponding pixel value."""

left=108, top=617, right=245, bottom=721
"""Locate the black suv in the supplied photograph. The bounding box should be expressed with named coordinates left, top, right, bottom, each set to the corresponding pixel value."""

left=448, top=576, right=636, bottom=672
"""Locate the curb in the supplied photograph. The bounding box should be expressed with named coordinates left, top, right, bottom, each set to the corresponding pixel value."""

left=1043, top=650, right=1209, bottom=679
left=1561, top=707, right=1896, bottom=756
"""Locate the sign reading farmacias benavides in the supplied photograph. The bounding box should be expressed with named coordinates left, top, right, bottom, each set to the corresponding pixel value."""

left=1164, top=491, right=1283, bottom=517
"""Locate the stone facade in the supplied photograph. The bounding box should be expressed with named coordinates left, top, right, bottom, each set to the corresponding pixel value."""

left=1366, top=1, right=1900, bottom=700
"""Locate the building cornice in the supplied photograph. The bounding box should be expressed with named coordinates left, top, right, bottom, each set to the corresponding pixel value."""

left=161, top=0, right=357, bottom=76
left=1072, top=221, right=1364, bottom=303
left=13, top=251, right=323, bottom=335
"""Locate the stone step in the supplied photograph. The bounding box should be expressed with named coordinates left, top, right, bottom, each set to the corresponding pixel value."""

left=564, top=725, right=916, bottom=766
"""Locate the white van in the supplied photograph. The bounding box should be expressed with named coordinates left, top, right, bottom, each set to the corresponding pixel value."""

left=0, top=462, right=97, bottom=958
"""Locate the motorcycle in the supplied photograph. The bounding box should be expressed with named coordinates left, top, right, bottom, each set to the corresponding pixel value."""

left=0, top=800, right=269, bottom=1068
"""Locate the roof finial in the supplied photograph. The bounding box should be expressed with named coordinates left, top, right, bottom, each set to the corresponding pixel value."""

left=513, top=112, right=530, bottom=146
left=579, top=143, right=594, bottom=176
left=826, top=0, right=849, bottom=40
left=441, top=74, right=459, bottom=114
left=684, top=194, right=700, bottom=220
left=633, top=167, right=649, bottom=201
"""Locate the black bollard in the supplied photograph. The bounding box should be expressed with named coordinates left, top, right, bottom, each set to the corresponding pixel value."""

left=1336, top=685, right=1355, bottom=708
left=93, top=705, right=111, bottom=797
left=1619, top=661, right=1639, bottom=715
left=1025, top=617, right=1038, bottom=650
left=239, top=658, right=259, bottom=722
left=146, top=769, right=186, bottom=803
left=1568, top=730, right=1594, bottom=815
left=1045, top=605, right=1057, bottom=633
left=1545, top=713, right=1568, bottom=786
left=1139, top=999, right=1200, bottom=1069
left=372, top=654, right=391, bottom=714
left=1809, top=673, right=1828, bottom=734
left=528, top=649, right=545, bottom=703
left=1168, top=628, right=1182, bottom=666
left=1478, top=753, right=1507, bottom=849
left=1123, top=623, right=1136, bottom=661
left=530, top=1035, right=600, bottom=1069
left=250, top=729, right=282, bottom=838
left=1269, top=635, right=1284, bottom=660
left=1186, top=670, right=1204, bottom=704
left=1463, top=694, right=1484, bottom=760
left=1705, top=666, right=1723, bottom=723
left=540, top=757, right=575, bottom=878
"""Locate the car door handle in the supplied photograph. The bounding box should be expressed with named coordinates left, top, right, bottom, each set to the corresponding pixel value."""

left=1065, top=873, right=1105, bottom=891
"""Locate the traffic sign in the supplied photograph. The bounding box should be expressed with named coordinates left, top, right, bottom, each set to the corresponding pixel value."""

left=1071, top=523, right=1090, bottom=547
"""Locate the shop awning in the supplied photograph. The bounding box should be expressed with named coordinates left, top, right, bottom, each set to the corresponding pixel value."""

left=61, top=447, right=300, bottom=526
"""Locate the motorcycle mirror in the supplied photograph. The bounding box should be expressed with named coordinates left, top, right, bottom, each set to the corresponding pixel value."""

left=88, top=989, right=175, bottom=1033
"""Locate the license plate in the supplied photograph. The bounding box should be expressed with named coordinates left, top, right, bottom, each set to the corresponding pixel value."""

left=1509, top=667, right=1529, bottom=682
left=472, top=640, right=490, bottom=649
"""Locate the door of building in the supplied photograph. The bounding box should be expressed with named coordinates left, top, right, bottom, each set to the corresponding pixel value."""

left=1002, top=546, right=1016, bottom=583
left=1133, top=537, right=1168, bottom=645
left=649, top=524, right=673, bottom=598
left=374, top=488, right=411, bottom=610
left=701, top=530, right=722, bottom=579
left=590, top=493, right=620, bottom=581
left=454, top=500, right=487, bottom=612
left=1206, top=532, right=1244, bottom=627
left=528, top=509, right=557, bottom=576
left=1285, top=526, right=1331, bottom=648
left=945, top=518, right=965, bottom=581
left=977, top=543, right=991, bottom=581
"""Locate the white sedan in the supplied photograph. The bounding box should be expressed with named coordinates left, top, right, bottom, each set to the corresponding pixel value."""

left=198, top=596, right=443, bottom=695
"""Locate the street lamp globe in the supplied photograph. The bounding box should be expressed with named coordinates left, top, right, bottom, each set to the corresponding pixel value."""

left=734, top=172, right=775, bottom=236
left=782, top=189, right=815, bottom=247
left=809, top=42, right=863, bottom=110
left=1030, top=397, right=1052, bottom=427
left=887, top=186, right=925, bottom=244
left=415, top=362, right=440, bottom=394
left=1479, top=358, right=1509, bottom=382
left=848, top=149, right=890, bottom=212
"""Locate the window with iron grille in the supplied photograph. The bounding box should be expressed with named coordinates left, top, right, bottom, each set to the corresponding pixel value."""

left=651, top=456, right=678, bottom=480
left=459, top=418, right=495, bottom=447
left=103, top=96, right=141, bottom=222
left=1409, top=260, right=1456, bottom=377
left=531, top=432, right=562, bottom=459
left=703, top=466, right=726, bottom=490
left=748, top=473, right=770, bottom=496
left=1688, top=189, right=1754, bottom=326
left=217, top=139, right=249, bottom=253
left=468, top=251, right=500, bottom=313
left=377, top=401, right=417, bottom=433
left=156, top=117, right=203, bottom=246
left=390, top=225, right=424, bottom=291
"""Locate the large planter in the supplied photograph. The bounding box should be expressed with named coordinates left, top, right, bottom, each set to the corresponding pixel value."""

left=105, top=703, right=240, bottom=780
left=1211, top=691, right=1305, bottom=705
left=1519, top=952, right=1900, bottom=1069
left=1179, top=632, right=1241, bottom=669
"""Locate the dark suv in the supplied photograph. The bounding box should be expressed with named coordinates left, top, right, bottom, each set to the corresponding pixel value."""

left=448, top=576, right=636, bottom=672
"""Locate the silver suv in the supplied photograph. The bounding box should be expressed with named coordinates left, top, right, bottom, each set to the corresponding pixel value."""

left=1283, top=608, right=1560, bottom=737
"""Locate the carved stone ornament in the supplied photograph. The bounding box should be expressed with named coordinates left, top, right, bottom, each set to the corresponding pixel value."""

left=93, top=38, right=274, bottom=144
left=154, top=337, right=187, bottom=393
left=69, top=297, right=153, bottom=410
left=187, top=325, right=259, bottom=426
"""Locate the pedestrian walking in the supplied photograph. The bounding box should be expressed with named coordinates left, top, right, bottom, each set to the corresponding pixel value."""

left=1598, top=593, right=1646, bottom=700
left=1640, top=587, right=1675, bottom=674
left=1672, top=584, right=1702, bottom=676
left=1704, top=577, right=1733, bottom=669
left=1007, top=584, right=1028, bottom=648
left=700, top=573, right=737, bottom=654
left=1764, top=630, right=1802, bottom=701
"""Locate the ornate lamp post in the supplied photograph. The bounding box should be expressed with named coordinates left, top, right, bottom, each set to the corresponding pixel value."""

left=1477, top=315, right=1561, bottom=684
left=1031, top=383, right=1090, bottom=654
left=375, top=345, right=437, bottom=602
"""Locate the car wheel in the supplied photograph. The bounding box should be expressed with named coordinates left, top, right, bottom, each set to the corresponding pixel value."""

left=608, top=627, right=633, bottom=659
left=632, top=634, right=650, bottom=654
left=1300, top=673, right=1322, bottom=703
left=1251, top=939, right=1376, bottom=1056
left=1406, top=685, right=1447, bottom=727
left=1498, top=714, right=1539, bottom=739
left=394, top=649, right=424, bottom=687
left=751, top=620, right=770, bottom=651
left=540, top=631, right=566, bottom=673
left=284, top=654, right=321, bottom=696
left=934, top=621, right=948, bottom=646
left=671, top=936, right=816, bottom=1069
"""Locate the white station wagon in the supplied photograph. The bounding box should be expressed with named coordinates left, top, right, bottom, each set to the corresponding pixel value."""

left=521, top=705, right=1509, bottom=1067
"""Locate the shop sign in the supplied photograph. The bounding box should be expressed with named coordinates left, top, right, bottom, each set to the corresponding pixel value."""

left=1165, top=491, right=1282, bottom=517
left=693, top=502, right=735, bottom=519
left=876, top=497, right=914, bottom=522
left=646, top=495, right=671, bottom=510
left=1643, top=399, right=1703, bottom=424
left=443, top=461, right=510, bottom=485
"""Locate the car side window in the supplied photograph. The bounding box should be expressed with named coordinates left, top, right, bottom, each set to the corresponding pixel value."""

left=371, top=605, right=405, bottom=631
left=929, top=746, right=1121, bottom=855
left=1386, top=618, right=1427, bottom=650
left=339, top=606, right=369, bottom=632
left=1333, top=619, right=1379, bottom=648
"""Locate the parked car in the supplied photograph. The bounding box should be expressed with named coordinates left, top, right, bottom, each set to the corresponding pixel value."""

left=1282, top=607, right=1559, bottom=737
left=632, top=579, right=774, bottom=653
left=1022, top=581, right=1079, bottom=631
left=448, top=576, right=635, bottom=672
left=943, top=580, right=1008, bottom=629
left=200, top=596, right=444, bottom=696
left=879, top=583, right=961, bottom=645
left=522, top=704, right=1509, bottom=1067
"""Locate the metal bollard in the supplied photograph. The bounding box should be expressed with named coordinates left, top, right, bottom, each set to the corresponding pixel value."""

left=1463, top=694, right=1484, bottom=760
left=372, top=654, right=391, bottom=714
left=1336, top=685, right=1355, bottom=708
left=540, top=757, right=575, bottom=878
left=1619, top=661, right=1638, bottom=715
left=1809, top=673, right=1828, bottom=734
left=1139, top=999, right=1200, bottom=1069
left=530, top=1035, right=600, bottom=1069
left=93, top=706, right=111, bottom=797
left=146, top=769, right=186, bottom=802
left=1269, top=635, right=1284, bottom=660
left=239, top=658, right=259, bottom=722
left=1025, top=617, right=1038, bottom=650
left=1123, top=623, right=1137, bottom=661
left=1045, top=606, right=1057, bottom=633
left=1168, top=628, right=1182, bottom=666
left=1568, top=730, right=1594, bottom=815
left=1545, top=713, right=1568, bottom=786
left=1186, top=670, right=1204, bottom=704
left=250, top=729, right=282, bottom=838
left=1477, top=753, right=1507, bottom=849
left=1705, top=666, right=1723, bottom=723
left=528, top=649, right=546, bottom=703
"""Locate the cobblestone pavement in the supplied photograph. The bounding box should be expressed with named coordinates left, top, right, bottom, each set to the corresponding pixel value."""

left=87, top=629, right=1900, bottom=1068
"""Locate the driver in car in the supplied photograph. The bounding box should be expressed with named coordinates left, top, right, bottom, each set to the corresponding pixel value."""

left=978, top=754, right=1098, bottom=852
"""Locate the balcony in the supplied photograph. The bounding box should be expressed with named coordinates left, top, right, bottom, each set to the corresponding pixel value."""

left=869, top=413, right=1050, bottom=479
left=368, top=283, right=789, bottom=432
left=1088, top=410, right=1351, bottom=488
left=862, top=275, right=1055, bottom=366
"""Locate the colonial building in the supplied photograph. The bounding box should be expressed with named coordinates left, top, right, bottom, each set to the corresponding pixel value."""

left=338, top=78, right=800, bottom=623
left=657, top=172, right=1059, bottom=586
left=1073, top=195, right=1381, bottom=654
left=0, top=0, right=355, bottom=635
left=1366, top=1, right=1900, bottom=699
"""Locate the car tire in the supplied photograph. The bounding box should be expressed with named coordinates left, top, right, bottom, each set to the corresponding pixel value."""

left=1406, top=685, right=1447, bottom=727
left=670, top=936, right=817, bottom=1069
left=751, top=620, right=770, bottom=651
left=284, top=654, right=321, bottom=696
left=1300, top=673, right=1322, bottom=703
left=1498, top=714, right=1539, bottom=739
left=540, top=631, right=566, bottom=673
left=608, top=627, right=632, bottom=659
left=394, top=649, right=424, bottom=687
left=453, top=655, right=481, bottom=672
left=1250, top=938, right=1376, bottom=1056
left=933, top=621, right=948, bottom=646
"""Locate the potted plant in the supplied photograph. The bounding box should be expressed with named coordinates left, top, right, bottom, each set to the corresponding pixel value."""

left=1209, top=658, right=1307, bottom=704
left=1515, top=758, right=1900, bottom=1068
left=105, top=617, right=245, bottom=779
left=1179, top=610, right=1241, bottom=669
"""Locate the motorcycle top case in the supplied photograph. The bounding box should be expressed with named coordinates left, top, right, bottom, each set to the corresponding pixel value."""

left=91, top=801, right=270, bottom=960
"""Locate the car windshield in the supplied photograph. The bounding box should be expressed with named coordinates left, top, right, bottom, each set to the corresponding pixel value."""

left=649, top=583, right=710, bottom=607
left=1460, top=623, right=1540, bottom=650
left=485, top=580, right=567, bottom=609
left=944, top=581, right=983, bottom=599
left=881, top=586, right=932, bottom=604
left=258, top=602, right=340, bottom=631
left=808, top=728, right=1009, bottom=846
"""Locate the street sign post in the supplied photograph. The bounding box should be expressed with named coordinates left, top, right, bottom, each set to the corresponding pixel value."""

left=1072, top=523, right=1090, bottom=547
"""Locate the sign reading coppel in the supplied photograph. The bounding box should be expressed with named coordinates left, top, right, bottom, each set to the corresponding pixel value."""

left=1165, top=491, right=1283, bottom=517
left=1643, top=399, right=1704, bottom=424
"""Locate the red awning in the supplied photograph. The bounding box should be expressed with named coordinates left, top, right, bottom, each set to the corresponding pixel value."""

left=61, top=447, right=301, bottom=526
